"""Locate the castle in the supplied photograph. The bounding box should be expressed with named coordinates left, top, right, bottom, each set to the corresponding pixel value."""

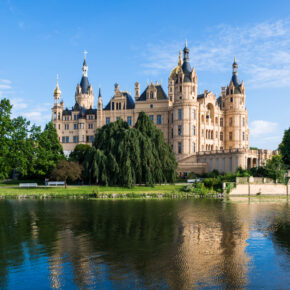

left=52, top=43, right=276, bottom=174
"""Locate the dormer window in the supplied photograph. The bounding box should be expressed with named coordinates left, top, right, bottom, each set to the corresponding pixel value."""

left=150, top=92, right=153, bottom=99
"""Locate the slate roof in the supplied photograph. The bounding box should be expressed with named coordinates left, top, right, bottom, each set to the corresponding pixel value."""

left=136, top=85, right=168, bottom=101
left=80, top=76, right=90, bottom=94
left=104, top=92, right=135, bottom=110
left=62, top=103, right=97, bottom=117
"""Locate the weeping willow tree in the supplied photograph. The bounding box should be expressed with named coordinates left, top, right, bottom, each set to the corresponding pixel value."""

left=83, top=112, right=177, bottom=187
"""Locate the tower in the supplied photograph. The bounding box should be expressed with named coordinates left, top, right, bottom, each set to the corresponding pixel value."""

left=75, top=51, right=94, bottom=109
left=170, top=42, right=199, bottom=158
left=97, top=88, right=103, bottom=127
left=52, top=75, right=64, bottom=136
left=223, top=58, right=249, bottom=150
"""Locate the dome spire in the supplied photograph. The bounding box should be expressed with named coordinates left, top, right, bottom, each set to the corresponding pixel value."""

left=178, top=50, right=183, bottom=66
left=54, top=73, right=61, bottom=96
left=231, top=57, right=240, bottom=87
left=82, top=50, right=88, bottom=77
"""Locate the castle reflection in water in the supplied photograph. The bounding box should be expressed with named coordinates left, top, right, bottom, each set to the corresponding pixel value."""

left=0, top=199, right=289, bottom=289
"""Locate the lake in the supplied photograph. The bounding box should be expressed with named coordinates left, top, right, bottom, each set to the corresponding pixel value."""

left=0, top=198, right=289, bottom=289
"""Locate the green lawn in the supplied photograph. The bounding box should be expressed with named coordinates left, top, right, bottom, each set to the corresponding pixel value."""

left=0, top=184, right=184, bottom=197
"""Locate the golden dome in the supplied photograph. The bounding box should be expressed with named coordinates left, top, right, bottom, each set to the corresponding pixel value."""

left=54, top=83, right=61, bottom=96
left=54, top=74, right=61, bottom=96
left=169, top=50, right=183, bottom=79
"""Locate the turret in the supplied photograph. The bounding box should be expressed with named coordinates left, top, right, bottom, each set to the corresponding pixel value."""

left=170, top=42, right=199, bottom=158
left=97, top=88, right=103, bottom=109
left=135, top=82, right=140, bottom=100
left=224, top=58, right=249, bottom=150
left=75, top=51, right=94, bottom=109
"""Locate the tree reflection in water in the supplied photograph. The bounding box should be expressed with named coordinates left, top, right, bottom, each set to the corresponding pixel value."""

left=0, top=199, right=289, bottom=289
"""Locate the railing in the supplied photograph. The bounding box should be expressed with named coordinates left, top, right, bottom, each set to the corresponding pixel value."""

left=47, top=181, right=65, bottom=186
left=19, top=183, right=38, bottom=188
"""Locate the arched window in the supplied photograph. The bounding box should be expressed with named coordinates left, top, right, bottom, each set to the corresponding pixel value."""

left=150, top=92, right=153, bottom=99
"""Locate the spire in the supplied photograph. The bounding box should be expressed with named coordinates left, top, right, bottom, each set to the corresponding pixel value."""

left=231, top=57, right=240, bottom=87
left=98, top=88, right=102, bottom=98
left=54, top=73, right=61, bottom=97
left=82, top=50, right=88, bottom=77
left=178, top=50, right=183, bottom=66
left=233, top=57, right=238, bottom=74
left=183, top=40, right=189, bottom=61
left=80, top=51, right=90, bottom=94
left=182, top=41, right=192, bottom=81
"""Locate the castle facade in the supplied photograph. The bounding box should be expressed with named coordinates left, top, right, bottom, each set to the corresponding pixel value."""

left=52, top=44, right=276, bottom=174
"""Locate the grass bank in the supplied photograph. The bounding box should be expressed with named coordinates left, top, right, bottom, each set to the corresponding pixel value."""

left=0, top=184, right=189, bottom=199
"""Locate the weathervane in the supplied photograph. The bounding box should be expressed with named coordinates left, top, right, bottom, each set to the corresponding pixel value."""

left=84, top=50, right=88, bottom=60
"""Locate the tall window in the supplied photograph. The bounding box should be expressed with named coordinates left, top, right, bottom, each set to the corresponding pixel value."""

left=192, top=109, right=196, bottom=120
left=62, top=136, right=65, bottom=143
left=178, top=142, right=182, bottom=154
left=178, top=109, right=182, bottom=120
left=229, top=117, right=233, bottom=126
left=178, top=125, right=182, bottom=136
left=242, top=132, right=245, bottom=141
left=220, top=132, right=223, bottom=141
left=157, top=115, right=162, bottom=125
left=106, top=117, right=110, bottom=124
left=127, top=116, right=132, bottom=126
left=112, top=102, right=115, bottom=110
left=150, top=92, right=153, bottom=99
left=192, top=142, right=195, bottom=153
left=242, top=117, right=245, bottom=126
left=73, top=136, right=78, bottom=143
left=220, top=118, right=223, bottom=127
left=229, top=132, right=233, bottom=141
left=66, top=136, right=69, bottom=143
left=192, top=125, right=195, bottom=136
left=88, top=123, right=93, bottom=129
left=74, top=123, right=78, bottom=130
left=149, top=115, right=154, bottom=122
left=90, top=136, right=94, bottom=142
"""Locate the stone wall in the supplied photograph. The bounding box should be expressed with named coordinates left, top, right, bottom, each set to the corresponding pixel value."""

left=230, top=182, right=289, bottom=195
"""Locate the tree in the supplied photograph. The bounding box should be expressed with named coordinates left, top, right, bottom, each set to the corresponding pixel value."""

left=264, top=155, right=287, bottom=182
left=69, top=144, right=91, bottom=164
left=50, top=160, right=83, bottom=187
left=0, top=99, right=13, bottom=179
left=32, top=122, right=64, bottom=178
left=83, top=113, right=178, bottom=187
left=279, top=127, right=290, bottom=168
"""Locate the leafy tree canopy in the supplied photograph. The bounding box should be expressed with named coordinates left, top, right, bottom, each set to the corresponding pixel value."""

left=69, top=144, right=91, bottom=164
left=83, top=112, right=177, bottom=187
left=50, top=160, right=82, bottom=184
left=279, top=127, right=290, bottom=168
left=0, top=97, right=64, bottom=180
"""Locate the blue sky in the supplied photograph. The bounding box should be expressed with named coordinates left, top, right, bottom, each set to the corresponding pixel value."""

left=0, top=0, right=289, bottom=149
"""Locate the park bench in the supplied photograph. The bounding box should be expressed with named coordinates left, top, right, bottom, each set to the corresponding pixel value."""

left=47, top=181, right=65, bottom=186
left=19, top=183, right=38, bottom=188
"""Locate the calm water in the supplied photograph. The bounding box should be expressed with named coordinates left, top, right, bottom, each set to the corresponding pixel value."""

left=0, top=199, right=289, bottom=289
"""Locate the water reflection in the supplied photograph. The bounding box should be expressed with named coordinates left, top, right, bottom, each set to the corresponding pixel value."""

left=0, top=199, right=289, bottom=289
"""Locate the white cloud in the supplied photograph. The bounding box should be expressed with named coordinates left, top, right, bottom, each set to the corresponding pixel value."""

left=140, top=18, right=290, bottom=89
left=10, top=98, right=28, bottom=110
left=250, top=120, right=278, bottom=137
left=0, top=79, right=12, bottom=90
